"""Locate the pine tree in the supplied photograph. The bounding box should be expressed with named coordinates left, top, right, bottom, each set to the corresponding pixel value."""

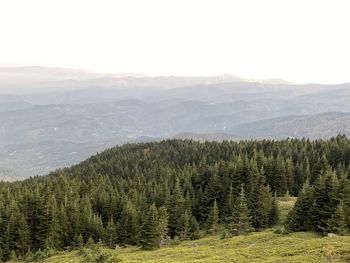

left=168, top=178, right=184, bottom=238
left=285, top=159, right=295, bottom=195
left=116, top=200, right=139, bottom=245
left=189, top=216, right=200, bottom=240
left=140, top=204, right=159, bottom=250
left=224, top=184, right=234, bottom=220
left=268, top=192, right=279, bottom=227
left=228, top=185, right=253, bottom=236
left=105, top=217, right=117, bottom=248
left=73, top=234, right=84, bottom=248
left=27, top=188, right=49, bottom=250
left=7, top=200, right=31, bottom=256
left=249, top=174, right=273, bottom=229
left=285, top=181, right=314, bottom=231
left=57, top=204, right=69, bottom=248
left=326, top=201, right=347, bottom=235
left=158, top=206, right=169, bottom=246
left=207, top=200, right=219, bottom=234
left=178, top=210, right=190, bottom=240
left=16, top=214, right=31, bottom=256
left=273, top=157, right=287, bottom=195
left=337, top=175, right=350, bottom=228
left=312, top=170, right=339, bottom=232
left=45, top=196, right=61, bottom=249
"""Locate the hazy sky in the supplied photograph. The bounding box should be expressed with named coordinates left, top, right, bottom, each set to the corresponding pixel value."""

left=0, top=0, right=349, bottom=84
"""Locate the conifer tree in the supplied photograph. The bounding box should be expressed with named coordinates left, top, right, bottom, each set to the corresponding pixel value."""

left=168, top=178, right=184, bottom=237
left=74, top=234, right=84, bottom=248
left=189, top=216, right=200, bottom=240
left=140, top=204, right=159, bottom=250
left=273, top=157, right=287, bottom=195
left=117, top=200, right=139, bottom=245
left=105, top=217, right=117, bottom=248
left=228, top=185, right=253, bottom=236
left=249, top=174, right=273, bottom=229
left=312, top=170, right=339, bottom=232
left=45, top=196, right=61, bottom=249
left=224, top=184, right=235, bottom=219
left=285, top=159, right=295, bottom=195
left=327, top=201, right=347, bottom=235
left=158, top=206, right=169, bottom=246
left=285, top=181, right=314, bottom=231
left=178, top=210, right=190, bottom=240
left=337, top=175, right=350, bottom=227
left=207, top=200, right=219, bottom=234
left=16, top=214, right=31, bottom=256
left=268, top=192, right=279, bottom=227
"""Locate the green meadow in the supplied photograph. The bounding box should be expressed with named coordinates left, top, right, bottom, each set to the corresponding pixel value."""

left=40, top=230, right=350, bottom=263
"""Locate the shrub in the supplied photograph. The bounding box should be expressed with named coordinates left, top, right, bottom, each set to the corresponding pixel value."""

left=220, top=230, right=231, bottom=239
left=79, top=241, right=121, bottom=263
left=170, top=236, right=181, bottom=246
left=273, top=226, right=286, bottom=234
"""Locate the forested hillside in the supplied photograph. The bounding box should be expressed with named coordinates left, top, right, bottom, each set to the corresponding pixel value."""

left=1, top=136, right=350, bottom=261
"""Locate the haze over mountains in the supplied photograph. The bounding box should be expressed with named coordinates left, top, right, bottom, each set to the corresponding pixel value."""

left=0, top=66, right=349, bottom=180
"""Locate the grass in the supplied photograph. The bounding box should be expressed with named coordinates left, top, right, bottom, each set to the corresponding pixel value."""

left=41, top=231, right=350, bottom=263
left=16, top=196, right=350, bottom=262
left=277, top=196, right=297, bottom=223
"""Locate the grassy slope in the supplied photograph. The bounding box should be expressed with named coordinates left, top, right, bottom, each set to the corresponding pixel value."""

left=41, top=197, right=350, bottom=263
left=43, top=231, right=350, bottom=263
left=278, top=196, right=297, bottom=223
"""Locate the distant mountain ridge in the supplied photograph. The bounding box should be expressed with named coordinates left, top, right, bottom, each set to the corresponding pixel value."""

left=1, top=66, right=350, bottom=180
left=174, top=132, right=240, bottom=142
left=230, top=112, right=350, bottom=139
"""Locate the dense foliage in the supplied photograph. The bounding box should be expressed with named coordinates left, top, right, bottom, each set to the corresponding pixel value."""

left=1, top=136, right=350, bottom=261
left=285, top=170, right=350, bottom=235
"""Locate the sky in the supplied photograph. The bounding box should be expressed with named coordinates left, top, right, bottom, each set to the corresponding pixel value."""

left=0, top=0, right=350, bottom=84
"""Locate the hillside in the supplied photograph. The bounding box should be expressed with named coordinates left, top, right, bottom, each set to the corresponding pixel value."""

left=231, top=112, right=350, bottom=139
left=41, top=231, right=350, bottom=263
left=1, top=138, right=350, bottom=262
left=16, top=197, right=350, bottom=263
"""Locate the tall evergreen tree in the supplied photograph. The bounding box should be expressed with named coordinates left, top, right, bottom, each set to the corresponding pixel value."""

left=16, top=214, right=31, bottom=256
left=105, top=217, right=117, bottom=248
left=178, top=210, right=190, bottom=240
left=312, top=170, right=339, bottom=232
left=268, top=192, right=279, bottom=227
left=158, top=206, right=169, bottom=247
left=168, top=178, right=184, bottom=238
left=224, top=184, right=235, bottom=220
left=207, top=200, right=219, bottom=234
left=326, top=201, right=347, bottom=235
left=285, top=181, right=314, bottom=231
left=249, top=173, right=273, bottom=229
left=140, top=204, right=159, bottom=250
left=228, top=185, right=253, bottom=236
left=117, top=200, right=139, bottom=245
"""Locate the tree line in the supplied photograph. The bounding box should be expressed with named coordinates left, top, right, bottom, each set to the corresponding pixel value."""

left=0, top=135, right=350, bottom=261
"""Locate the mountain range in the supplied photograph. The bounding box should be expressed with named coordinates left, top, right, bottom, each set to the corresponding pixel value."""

left=0, top=66, right=349, bottom=180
